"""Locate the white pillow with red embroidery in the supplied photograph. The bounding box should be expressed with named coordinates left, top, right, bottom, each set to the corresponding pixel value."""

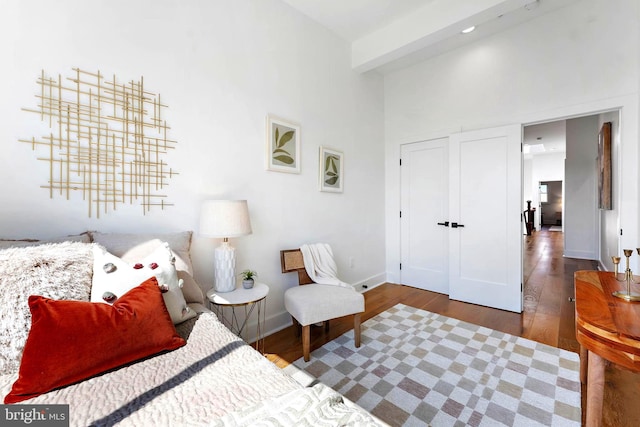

left=91, top=242, right=196, bottom=324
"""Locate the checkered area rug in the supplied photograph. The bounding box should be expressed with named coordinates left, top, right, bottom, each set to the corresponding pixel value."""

left=285, top=304, right=581, bottom=427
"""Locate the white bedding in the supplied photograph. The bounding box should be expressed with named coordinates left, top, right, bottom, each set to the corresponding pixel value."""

left=1, top=312, right=303, bottom=426
left=0, top=233, right=384, bottom=426
left=213, top=383, right=380, bottom=427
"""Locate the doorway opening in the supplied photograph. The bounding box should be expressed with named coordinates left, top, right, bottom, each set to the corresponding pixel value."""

left=523, top=120, right=566, bottom=235
left=539, top=180, right=562, bottom=231
left=523, top=108, right=620, bottom=291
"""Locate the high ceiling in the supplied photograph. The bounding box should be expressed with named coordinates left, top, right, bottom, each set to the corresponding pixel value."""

left=283, top=0, right=576, bottom=155
left=281, top=0, right=580, bottom=74
left=280, top=0, right=435, bottom=42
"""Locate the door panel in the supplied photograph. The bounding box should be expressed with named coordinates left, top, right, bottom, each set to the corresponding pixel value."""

left=400, top=139, right=448, bottom=294
left=449, top=125, right=522, bottom=312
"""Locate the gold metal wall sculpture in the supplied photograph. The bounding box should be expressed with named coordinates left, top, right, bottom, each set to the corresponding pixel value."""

left=20, top=68, right=178, bottom=218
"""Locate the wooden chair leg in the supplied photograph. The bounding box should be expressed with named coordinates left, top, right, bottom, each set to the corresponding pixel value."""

left=354, top=313, right=361, bottom=348
left=292, top=316, right=301, bottom=339
left=302, top=324, right=310, bottom=362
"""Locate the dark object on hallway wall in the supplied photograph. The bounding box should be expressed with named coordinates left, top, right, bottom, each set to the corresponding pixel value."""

left=598, top=122, right=612, bottom=210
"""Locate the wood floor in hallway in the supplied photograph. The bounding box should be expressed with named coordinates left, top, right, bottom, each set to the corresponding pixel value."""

left=264, top=227, right=640, bottom=426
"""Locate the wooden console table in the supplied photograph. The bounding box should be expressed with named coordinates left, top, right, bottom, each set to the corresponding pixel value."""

left=574, top=270, right=640, bottom=427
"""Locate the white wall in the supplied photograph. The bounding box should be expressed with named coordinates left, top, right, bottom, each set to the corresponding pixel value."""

left=523, top=159, right=533, bottom=214
left=564, top=116, right=599, bottom=259
left=385, top=0, right=640, bottom=280
left=0, top=0, right=386, bottom=335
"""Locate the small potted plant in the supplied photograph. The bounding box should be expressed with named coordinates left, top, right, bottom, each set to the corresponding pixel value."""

left=240, top=270, right=257, bottom=289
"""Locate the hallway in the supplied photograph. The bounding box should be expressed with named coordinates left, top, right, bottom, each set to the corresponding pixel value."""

left=523, top=226, right=596, bottom=351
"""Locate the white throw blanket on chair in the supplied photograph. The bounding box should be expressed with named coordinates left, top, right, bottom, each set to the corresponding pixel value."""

left=300, top=243, right=352, bottom=289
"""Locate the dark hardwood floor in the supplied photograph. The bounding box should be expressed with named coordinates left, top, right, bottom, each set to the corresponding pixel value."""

left=264, top=227, right=640, bottom=426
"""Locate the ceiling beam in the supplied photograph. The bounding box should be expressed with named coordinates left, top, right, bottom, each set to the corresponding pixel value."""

left=352, top=0, right=537, bottom=73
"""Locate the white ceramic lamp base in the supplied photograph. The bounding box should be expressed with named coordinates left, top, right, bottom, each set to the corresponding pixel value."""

left=214, top=241, right=236, bottom=293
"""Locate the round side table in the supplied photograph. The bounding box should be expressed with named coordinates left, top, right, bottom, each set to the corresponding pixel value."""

left=206, top=283, right=268, bottom=354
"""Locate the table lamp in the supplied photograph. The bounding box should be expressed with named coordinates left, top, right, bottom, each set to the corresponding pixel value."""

left=200, top=200, right=252, bottom=293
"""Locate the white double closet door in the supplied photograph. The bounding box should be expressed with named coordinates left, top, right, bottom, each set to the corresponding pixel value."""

left=400, top=125, right=523, bottom=313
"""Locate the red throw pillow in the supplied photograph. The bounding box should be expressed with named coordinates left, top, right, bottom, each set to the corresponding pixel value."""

left=4, top=277, right=186, bottom=403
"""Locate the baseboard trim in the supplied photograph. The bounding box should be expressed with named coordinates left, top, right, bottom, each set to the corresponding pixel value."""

left=353, top=273, right=386, bottom=293
left=242, top=310, right=293, bottom=344
left=563, top=250, right=597, bottom=260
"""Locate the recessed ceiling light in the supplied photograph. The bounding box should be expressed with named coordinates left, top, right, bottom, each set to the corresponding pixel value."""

left=461, top=26, right=476, bottom=34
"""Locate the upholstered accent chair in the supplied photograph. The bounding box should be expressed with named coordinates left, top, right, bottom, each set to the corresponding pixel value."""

left=280, top=248, right=364, bottom=362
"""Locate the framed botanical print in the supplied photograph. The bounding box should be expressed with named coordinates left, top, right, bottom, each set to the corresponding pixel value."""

left=266, top=115, right=300, bottom=173
left=319, top=146, right=343, bottom=193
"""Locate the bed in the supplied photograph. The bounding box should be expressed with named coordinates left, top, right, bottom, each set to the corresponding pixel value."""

left=0, top=231, right=383, bottom=426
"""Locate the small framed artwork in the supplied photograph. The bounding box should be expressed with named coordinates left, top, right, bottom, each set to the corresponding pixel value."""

left=319, top=146, right=343, bottom=193
left=266, top=115, right=300, bottom=173
left=598, top=121, right=612, bottom=210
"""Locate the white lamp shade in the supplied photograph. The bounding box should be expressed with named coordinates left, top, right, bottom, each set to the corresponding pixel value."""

left=200, top=200, right=252, bottom=238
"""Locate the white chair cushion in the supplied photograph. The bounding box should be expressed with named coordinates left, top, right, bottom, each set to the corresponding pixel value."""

left=284, top=284, right=364, bottom=326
